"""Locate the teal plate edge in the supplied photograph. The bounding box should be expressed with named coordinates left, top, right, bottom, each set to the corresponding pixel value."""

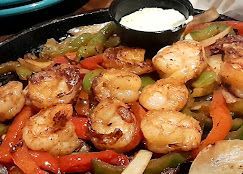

left=0, top=0, right=64, bottom=17
left=0, top=0, right=33, bottom=7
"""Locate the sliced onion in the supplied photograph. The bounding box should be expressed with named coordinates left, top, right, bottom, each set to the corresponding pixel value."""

left=222, top=88, right=239, bottom=104
left=0, top=164, right=7, bottom=174
left=191, top=101, right=211, bottom=111
left=68, top=22, right=110, bottom=36
left=183, top=8, right=220, bottom=36
left=200, top=27, right=232, bottom=47
left=189, top=140, right=243, bottom=174
left=121, top=150, right=152, bottom=174
left=188, top=7, right=220, bottom=27
left=207, top=54, right=223, bottom=80
left=184, top=33, right=194, bottom=40
left=18, top=58, right=54, bottom=72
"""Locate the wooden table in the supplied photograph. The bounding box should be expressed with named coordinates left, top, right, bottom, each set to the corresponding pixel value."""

left=80, top=0, right=113, bottom=12
left=0, top=0, right=113, bottom=42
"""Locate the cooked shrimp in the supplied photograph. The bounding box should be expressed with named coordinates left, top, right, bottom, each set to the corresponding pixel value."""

left=92, top=69, right=141, bottom=103
left=141, top=110, right=202, bottom=153
left=27, top=64, right=82, bottom=108
left=22, top=104, right=80, bottom=156
left=102, top=46, right=154, bottom=75
left=152, top=40, right=206, bottom=82
left=139, top=78, right=188, bottom=111
left=220, top=61, right=243, bottom=98
left=0, top=81, right=25, bottom=122
left=90, top=99, right=141, bottom=152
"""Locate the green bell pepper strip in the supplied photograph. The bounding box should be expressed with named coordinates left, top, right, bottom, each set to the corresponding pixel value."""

left=15, top=66, right=33, bottom=80
left=104, top=35, right=121, bottom=48
left=77, top=22, right=118, bottom=59
left=92, top=153, right=187, bottom=174
left=231, top=118, right=243, bottom=131
left=191, top=83, right=215, bottom=98
left=0, top=123, right=8, bottom=136
left=0, top=61, right=20, bottom=74
left=144, top=153, right=187, bottom=174
left=88, top=22, right=118, bottom=46
left=140, top=76, right=156, bottom=89
left=92, top=159, right=124, bottom=174
left=70, top=33, right=94, bottom=48
left=192, top=71, right=216, bottom=88
left=190, top=24, right=235, bottom=41
left=77, top=45, right=100, bottom=59
left=99, top=22, right=118, bottom=39
left=88, top=33, right=106, bottom=46
left=51, top=45, right=77, bottom=57
left=83, top=69, right=103, bottom=93
left=226, top=125, right=243, bottom=140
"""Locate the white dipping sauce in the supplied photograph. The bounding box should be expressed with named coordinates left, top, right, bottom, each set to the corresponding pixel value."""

left=120, top=8, right=191, bottom=32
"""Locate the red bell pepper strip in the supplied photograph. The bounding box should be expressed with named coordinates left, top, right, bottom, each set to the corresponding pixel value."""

left=71, top=117, right=90, bottom=140
left=80, top=55, right=104, bottom=70
left=74, top=90, right=90, bottom=117
left=130, top=102, right=147, bottom=124
left=108, top=153, right=129, bottom=166
left=0, top=106, right=33, bottom=164
left=192, top=90, right=232, bottom=157
left=59, top=150, right=128, bottom=173
left=224, top=21, right=243, bottom=36
left=53, top=56, right=69, bottom=64
left=29, top=150, right=59, bottom=173
left=11, top=144, right=47, bottom=174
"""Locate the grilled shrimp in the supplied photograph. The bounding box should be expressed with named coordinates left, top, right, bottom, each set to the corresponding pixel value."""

left=139, top=78, right=188, bottom=111
left=216, top=37, right=243, bottom=98
left=141, top=110, right=202, bottom=153
left=92, top=69, right=141, bottom=103
left=153, top=40, right=206, bottom=82
left=102, top=46, right=154, bottom=75
left=0, top=81, right=25, bottom=122
left=220, top=61, right=243, bottom=98
left=27, top=64, right=82, bottom=108
left=22, top=104, right=80, bottom=156
left=90, top=99, right=141, bottom=152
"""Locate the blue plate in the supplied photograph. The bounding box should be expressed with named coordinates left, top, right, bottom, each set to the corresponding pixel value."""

left=0, top=0, right=64, bottom=17
left=0, top=0, right=33, bottom=7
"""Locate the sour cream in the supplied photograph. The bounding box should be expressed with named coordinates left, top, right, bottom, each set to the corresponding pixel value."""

left=120, top=8, right=192, bottom=32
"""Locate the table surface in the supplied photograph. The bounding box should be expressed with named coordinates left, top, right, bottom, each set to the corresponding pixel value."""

left=0, top=0, right=113, bottom=42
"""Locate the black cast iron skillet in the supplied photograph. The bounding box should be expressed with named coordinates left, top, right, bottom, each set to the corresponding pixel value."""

left=0, top=8, right=236, bottom=173
left=0, top=8, right=234, bottom=63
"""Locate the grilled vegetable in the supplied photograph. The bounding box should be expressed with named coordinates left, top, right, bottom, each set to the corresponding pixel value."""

left=144, top=153, right=187, bottom=174
left=92, top=159, right=124, bottom=174
left=122, top=150, right=152, bottom=174
left=0, top=123, right=8, bottom=136
left=140, top=76, right=155, bottom=89
left=192, top=90, right=232, bottom=157
left=0, top=61, right=19, bottom=74
left=82, top=69, right=103, bottom=93
left=190, top=24, right=231, bottom=41
left=226, top=126, right=243, bottom=140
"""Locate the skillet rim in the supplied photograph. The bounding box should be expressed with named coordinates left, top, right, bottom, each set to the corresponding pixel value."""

left=0, top=8, right=235, bottom=60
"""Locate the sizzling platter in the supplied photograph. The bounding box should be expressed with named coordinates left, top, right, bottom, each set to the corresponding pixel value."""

left=0, top=8, right=242, bottom=174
